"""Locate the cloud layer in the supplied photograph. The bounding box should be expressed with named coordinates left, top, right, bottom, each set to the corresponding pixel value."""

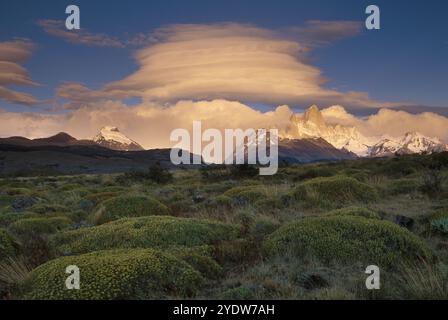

left=100, top=23, right=390, bottom=108
left=1, top=100, right=447, bottom=149
left=0, top=40, right=40, bottom=105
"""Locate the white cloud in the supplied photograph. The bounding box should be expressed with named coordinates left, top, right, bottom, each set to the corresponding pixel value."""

left=0, top=40, right=40, bottom=105
left=55, top=22, right=392, bottom=109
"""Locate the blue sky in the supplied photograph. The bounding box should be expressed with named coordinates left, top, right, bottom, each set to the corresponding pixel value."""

left=0, top=0, right=447, bottom=113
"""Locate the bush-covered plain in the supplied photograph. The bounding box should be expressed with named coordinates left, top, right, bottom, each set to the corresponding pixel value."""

left=1, top=152, right=447, bottom=300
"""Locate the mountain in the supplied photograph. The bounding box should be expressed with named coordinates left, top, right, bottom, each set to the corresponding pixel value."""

left=278, top=138, right=356, bottom=163
left=288, top=105, right=447, bottom=157
left=0, top=132, right=95, bottom=147
left=93, top=127, right=144, bottom=151
left=289, top=105, right=372, bottom=156
left=369, top=132, right=448, bottom=157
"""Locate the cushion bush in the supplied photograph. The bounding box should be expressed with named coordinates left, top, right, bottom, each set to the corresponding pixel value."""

left=263, top=216, right=432, bottom=267
left=9, top=216, right=72, bottom=236
left=0, top=228, right=18, bottom=261
left=53, top=215, right=239, bottom=254
left=289, top=176, right=378, bottom=208
left=21, top=249, right=204, bottom=299
left=93, top=195, right=170, bottom=224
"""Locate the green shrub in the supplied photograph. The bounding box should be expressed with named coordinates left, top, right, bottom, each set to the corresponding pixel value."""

left=9, top=217, right=72, bottom=236
left=53, top=216, right=239, bottom=254
left=388, top=178, right=421, bottom=195
left=263, top=216, right=432, bottom=267
left=290, top=176, right=378, bottom=208
left=325, top=207, right=381, bottom=220
left=167, top=246, right=222, bottom=279
left=429, top=210, right=448, bottom=234
left=21, top=249, right=204, bottom=299
left=0, top=228, right=18, bottom=261
left=94, top=195, right=170, bottom=224
left=223, top=186, right=265, bottom=205
left=83, top=192, right=120, bottom=204
left=30, top=203, right=69, bottom=214
left=220, top=286, right=255, bottom=299
left=0, top=212, right=40, bottom=227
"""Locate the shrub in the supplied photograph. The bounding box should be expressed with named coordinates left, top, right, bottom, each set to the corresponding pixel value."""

left=53, top=216, right=239, bottom=254
left=289, top=176, right=378, bottom=208
left=148, top=162, right=173, bottom=184
left=93, top=195, right=170, bottom=224
left=0, top=212, right=40, bottom=228
left=429, top=209, right=448, bottom=234
left=388, top=178, right=421, bottom=195
left=325, top=207, right=381, bottom=220
left=167, top=246, right=222, bottom=279
left=83, top=192, right=120, bottom=204
left=21, top=249, right=204, bottom=299
left=263, top=216, right=432, bottom=267
left=223, top=186, right=265, bottom=205
left=420, top=169, right=445, bottom=198
left=30, top=203, right=69, bottom=214
left=0, top=229, right=18, bottom=261
left=9, top=217, right=72, bottom=236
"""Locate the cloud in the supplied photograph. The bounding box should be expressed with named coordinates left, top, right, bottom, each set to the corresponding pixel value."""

left=97, top=23, right=393, bottom=109
left=322, top=105, right=448, bottom=142
left=286, top=20, right=363, bottom=48
left=37, top=20, right=125, bottom=48
left=0, top=40, right=40, bottom=106
left=2, top=98, right=447, bottom=151
left=0, top=100, right=293, bottom=148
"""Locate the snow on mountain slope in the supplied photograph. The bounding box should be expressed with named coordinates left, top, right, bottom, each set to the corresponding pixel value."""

left=289, top=105, right=372, bottom=156
left=287, top=105, right=447, bottom=157
left=369, top=132, right=447, bottom=157
left=93, top=126, right=144, bottom=151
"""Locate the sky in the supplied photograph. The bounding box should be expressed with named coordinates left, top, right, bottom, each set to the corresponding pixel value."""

left=0, top=0, right=447, bottom=146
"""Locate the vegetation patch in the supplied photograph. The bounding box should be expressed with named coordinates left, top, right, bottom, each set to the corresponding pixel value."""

left=21, top=249, right=204, bottom=299
left=53, top=216, right=239, bottom=254
left=325, top=207, right=381, bottom=220
left=289, top=176, right=379, bottom=208
left=0, top=228, right=18, bottom=261
left=9, top=217, right=72, bottom=236
left=223, top=186, right=265, bottom=205
left=263, top=216, right=432, bottom=267
left=93, top=195, right=170, bottom=224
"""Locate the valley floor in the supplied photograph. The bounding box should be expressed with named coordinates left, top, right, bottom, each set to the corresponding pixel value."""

left=1, top=153, right=448, bottom=300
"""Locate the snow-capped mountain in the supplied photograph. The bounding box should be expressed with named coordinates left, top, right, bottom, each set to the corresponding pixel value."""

left=288, top=105, right=373, bottom=156
left=369, top=132, right=447, bottom=157
left=287, top=105, right=447, bottom=157
left=93, top=126, right=144, bottom=151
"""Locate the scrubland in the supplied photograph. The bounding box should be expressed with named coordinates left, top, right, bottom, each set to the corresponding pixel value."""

left=1, top=153, right=448, bottom=300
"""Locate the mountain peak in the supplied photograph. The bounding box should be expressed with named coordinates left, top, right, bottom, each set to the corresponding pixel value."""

left=34, top=132, right=77, bottom=144
left=302, top=105, right=325, bottom=126
left=93, top=126, right=144, bottom=151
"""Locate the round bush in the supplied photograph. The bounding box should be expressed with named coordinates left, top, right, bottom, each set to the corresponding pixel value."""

left=290, top=176, right=378, bottom=208
left=83, top=192, right=120, bottom=204
left=387, top=178, right=421, bottom=195
left=0, top=228, right=18, bottom=261
left=22, top=249, right=204, bottom=299
left=9, top=216, right=72, bottom=236
left=263, top=216, right=432, bottom=267
left=53, top=216, right=239, bottom=254
left=325, top=207, right=381, bottom=220
left=94, top=195, right=170, bottom=224
left=223, top=186, right=265, bottom=205
left=429, top=209, right=448, bottom=234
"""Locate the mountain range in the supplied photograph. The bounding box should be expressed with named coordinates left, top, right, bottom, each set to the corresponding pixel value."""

left=1, top=107, right=446, bottom=175
left=286, top=105, right=448, bottom=157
